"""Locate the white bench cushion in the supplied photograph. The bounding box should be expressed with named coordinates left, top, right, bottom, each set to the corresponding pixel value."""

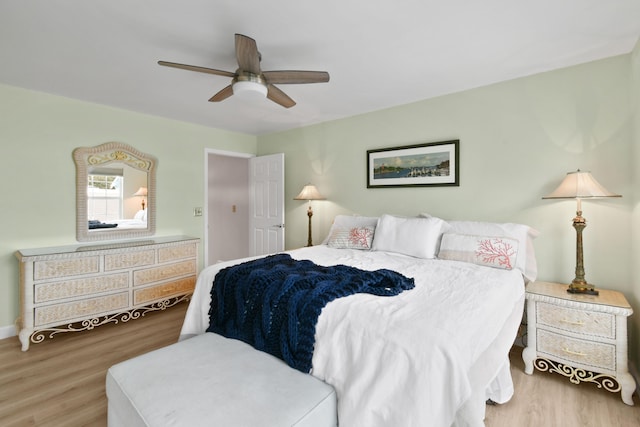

left=106, top=333, right=337, bottom=427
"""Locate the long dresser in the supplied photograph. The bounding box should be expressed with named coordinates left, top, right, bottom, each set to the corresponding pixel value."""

left=16, top=235, right=199, bottom=351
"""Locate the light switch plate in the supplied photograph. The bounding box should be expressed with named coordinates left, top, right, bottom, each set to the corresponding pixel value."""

left=193, top=207, right=203, bottom=216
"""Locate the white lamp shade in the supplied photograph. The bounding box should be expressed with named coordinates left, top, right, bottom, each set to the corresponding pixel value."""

left=542, top=170, right=620, bottom=199
left=294, top=184, right=325, bottom=201
left=133, top=187, right=148, bottom=197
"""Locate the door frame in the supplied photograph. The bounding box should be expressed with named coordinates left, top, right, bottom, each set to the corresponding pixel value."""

left=203, top=148, right=254, bottom=268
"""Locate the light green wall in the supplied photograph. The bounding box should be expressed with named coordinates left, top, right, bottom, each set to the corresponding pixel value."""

left=258, top=55, right=637, bottom=361
left=0, top=84, right=257, bottom=329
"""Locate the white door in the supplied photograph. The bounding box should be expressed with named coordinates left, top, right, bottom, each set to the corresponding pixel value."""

left=249, top=153, right=285, bottom=256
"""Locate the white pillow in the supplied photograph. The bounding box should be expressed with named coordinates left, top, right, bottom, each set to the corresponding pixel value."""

left=445, top=220, right=538, bottom=283
left=327, top=226, right=375, bottom=250
left=134, top=210, right=147, bottom=221
left=371, top=214, right=450, bottom=258
left=438, top=233, right=519, bottom=270
left=322, top=215, right=379, bottom=245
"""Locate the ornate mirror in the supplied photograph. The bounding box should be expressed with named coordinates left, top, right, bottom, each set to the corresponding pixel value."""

left=73, top=142, right=157, bottom=242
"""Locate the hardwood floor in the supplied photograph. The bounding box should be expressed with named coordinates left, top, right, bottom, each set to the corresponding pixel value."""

left=1, top=303, right=638, bottom=426
left=0, top=303, right=188, bottom=427
left=485, top=347, right=640, bottom=427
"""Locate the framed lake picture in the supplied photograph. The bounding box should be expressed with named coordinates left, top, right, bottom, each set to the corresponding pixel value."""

left=367, top=140, right=459, bottom=188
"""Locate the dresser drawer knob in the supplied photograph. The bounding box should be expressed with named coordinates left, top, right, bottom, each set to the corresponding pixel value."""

left=560, top=318, right=584, bottom=326
left=562, top=347, right=587, bottom=357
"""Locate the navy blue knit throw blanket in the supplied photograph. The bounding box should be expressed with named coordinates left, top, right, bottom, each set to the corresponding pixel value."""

left=207, top=253, right=414, bottom=373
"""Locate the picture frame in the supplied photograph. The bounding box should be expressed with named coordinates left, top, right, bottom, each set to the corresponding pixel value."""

left=367, top=140, right=459, bottom=188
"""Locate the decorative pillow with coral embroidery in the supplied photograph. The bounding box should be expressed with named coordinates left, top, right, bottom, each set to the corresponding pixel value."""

left=327, top=226, right=375, bottom=250
left=438, top=233, right=519, bottom=270
left=322, top=215, right=379, bottom=245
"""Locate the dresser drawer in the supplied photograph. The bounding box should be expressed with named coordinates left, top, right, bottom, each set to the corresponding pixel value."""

left=105, top=249, right=155, bottom=271
left=133, top=276, right=196, bottom=305
left=34, top=256, right=100, bottom=280
left=536, top=302, right=615, bottom=339
left=158, top=243, right=197, bottom=263
left=537, top=329, right=616, bottom=371
left=34, top=273, right=129, bottom=303
left=34, top=292, right=129, bottom=326
left=133, top=260, right=197, bottom=286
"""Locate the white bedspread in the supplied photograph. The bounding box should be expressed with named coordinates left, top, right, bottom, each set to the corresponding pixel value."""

left=180, top=246, right=525, bottom=427
left=110, top=218, right=147, bottom=229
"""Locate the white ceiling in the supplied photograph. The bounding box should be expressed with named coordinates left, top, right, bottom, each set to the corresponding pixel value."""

left=1, top=1, right=639, bottom=136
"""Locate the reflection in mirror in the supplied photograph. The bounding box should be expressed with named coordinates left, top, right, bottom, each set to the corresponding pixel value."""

left=74, top=142, right=156, bottom=242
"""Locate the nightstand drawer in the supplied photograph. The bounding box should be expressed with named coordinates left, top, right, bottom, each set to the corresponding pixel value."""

left=537, top=329, right=616, bottom=371
left=537, top=302, right=615, bottom=339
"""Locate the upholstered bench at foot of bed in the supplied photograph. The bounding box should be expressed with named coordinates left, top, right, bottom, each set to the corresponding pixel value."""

left=106, top=332, right=337, bottom=427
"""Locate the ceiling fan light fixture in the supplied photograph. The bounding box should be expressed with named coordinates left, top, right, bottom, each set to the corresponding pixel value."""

left=232, top=72, right=268, bottom=98
left=232, top=80, right=268, bottom=98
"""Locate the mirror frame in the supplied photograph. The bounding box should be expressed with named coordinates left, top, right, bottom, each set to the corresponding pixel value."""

left=73, top=142, right=157, bottom=242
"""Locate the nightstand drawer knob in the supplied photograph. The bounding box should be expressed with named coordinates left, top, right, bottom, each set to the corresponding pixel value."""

left=560, top=318, right=585, bottom=326
left=562, top=347, right=587, bottom=357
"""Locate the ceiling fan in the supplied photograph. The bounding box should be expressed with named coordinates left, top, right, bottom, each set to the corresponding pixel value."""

left=158, top=33, right=330, bottom=108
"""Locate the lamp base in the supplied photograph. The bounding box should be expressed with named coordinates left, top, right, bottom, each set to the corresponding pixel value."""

left=567, top=280, right=599, bottom=296
left=305, top=206, right=314, bottom=247
left=566, top=211, right=598, bottom=296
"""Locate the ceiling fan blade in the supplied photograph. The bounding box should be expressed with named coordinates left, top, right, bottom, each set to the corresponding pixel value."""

left=267, top=85, right=296, bottom=108
left=263, top=70, right=330, bottom=84
left=208, top=85, right=234, bottom=102
left=158, top=61, right=236, bottom=78
left=235, top=34, right=261, bottom=75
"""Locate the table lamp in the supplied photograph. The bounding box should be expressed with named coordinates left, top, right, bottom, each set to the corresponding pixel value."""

left=133, top=187, right=148, bottom=210
left=294, top=184, right=325, bottom=246
left=542, top=170, right=621, bottom=295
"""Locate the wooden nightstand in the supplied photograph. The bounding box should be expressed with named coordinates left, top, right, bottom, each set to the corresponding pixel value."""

left=522, top=281, right=635, bottom=405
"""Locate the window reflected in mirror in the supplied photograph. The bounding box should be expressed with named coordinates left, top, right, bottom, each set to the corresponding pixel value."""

left=88, top=167, right=124, bottom=223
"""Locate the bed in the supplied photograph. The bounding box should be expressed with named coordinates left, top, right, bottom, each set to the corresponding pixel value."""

left=180, top=214, right=538, bottom=427
left=89, top=210, right=148, bottom=229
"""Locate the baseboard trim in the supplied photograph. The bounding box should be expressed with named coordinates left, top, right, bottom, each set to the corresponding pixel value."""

left=0, top=324, right=17, bottom=340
